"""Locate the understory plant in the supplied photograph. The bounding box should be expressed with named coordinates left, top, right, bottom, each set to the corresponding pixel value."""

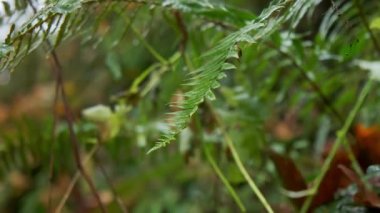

left=0, top=0, right=380, bottom=212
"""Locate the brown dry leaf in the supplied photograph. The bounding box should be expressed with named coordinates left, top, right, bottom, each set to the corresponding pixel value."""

left=85, top=190, right=114, bottom=209
left=354, top=124, right=380, bottom=167
left=270, top=124, right=380, bottom=211
left=273, top=122, right=295, bottom=141
left=8, top=171, right=30, bottom=195
left=0, top=82, right=77, bottom=121
left=0, top=103, right=9, bottom=123
left=100, top=190, right=114, bottom=204
left=11, top=83, right=55, bottom=118
left=40, top=174, right=71, bottom=207
left=312, top=146, right=353, bottom=208
left=269, top=148, right=353, bottom=211
left=266, top=108, right=302, bottom=141
left=309, top=124, right=380, bottom=209
left=267, top=149, right=307, bottom=208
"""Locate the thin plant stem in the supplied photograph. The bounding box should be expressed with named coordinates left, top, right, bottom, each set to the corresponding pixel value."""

left=115, top=7, right=167, bottom=64
left=206, top=102, right=274, bottom=213
left=300, top=1, right=379, bottom=210
left=47, top=80, right=60, bottom=213
left=203, top=145, right=247, bottom=212
left=173, top=11, right=188, bottom=53
left=300, top=80, right=373, bottom=213
left=49, top=50, right=107, bottom=213
left=130, top=25, right=167, bottom=64
left=26, top=1, right=106, bottom=212
left=95, top=156, right=129, bottom=213
left=55, top=144, right=100, bottom=213
left=223, top=133, right=274, bottom=213
left=341, top=138, right=369, bottom=188
left=111, top=51, right=180, bottom=101
left=193, top=109, right=245, bottom=211
left=26, top=1, right=60, bottom=212
left=187, top=52, right=245, bottom=211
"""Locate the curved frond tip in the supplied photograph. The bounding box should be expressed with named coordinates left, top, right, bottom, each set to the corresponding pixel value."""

left=148, top=0, right=314, bottom=153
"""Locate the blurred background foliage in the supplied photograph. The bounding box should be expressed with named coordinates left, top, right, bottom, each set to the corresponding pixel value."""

left=0, top=0, right=380, bottom=212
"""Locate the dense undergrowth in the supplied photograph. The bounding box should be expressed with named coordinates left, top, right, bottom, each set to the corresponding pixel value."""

left=1, top=0, right=380, bottom=212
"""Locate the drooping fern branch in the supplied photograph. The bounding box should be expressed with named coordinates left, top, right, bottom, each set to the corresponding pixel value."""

left=148, top=0, right=319, bottom=153
left=0, top=0, right=88, bottom=72
left=0, top=0, right=154, bottom=73
left=0, top=0, right=322, bottom=155
left=0, top=0, right=242, bottom=75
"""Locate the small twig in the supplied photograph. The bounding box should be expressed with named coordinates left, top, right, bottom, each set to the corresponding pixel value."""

left=341, top=138, right=368, bottom=189
left=223, top=133, right=274, bottom=213
left=47, top=80, right=60, bottom=213
left=26, top=2, right=60, bottom=212
left=192, top=111, right=246, bottom=211
left=173, top=11, right=188, bottom=53
left=114, top=7, right=167, bottom=64
left=203, top=145, right=247, bottom=212
left=111, top=52, right=180, bottom=102
left=55, top=144, right=100, bottom=213
left=26, top=1, right=107, bottom=212
left=206, top=101, right=274, bottom=213
left=95, top=156, right=129, bottom=213
left=49, top=50, right=107, bottom=213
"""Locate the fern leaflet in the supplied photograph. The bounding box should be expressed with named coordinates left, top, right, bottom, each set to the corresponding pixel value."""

left=148, top=0, right=315, bottom=153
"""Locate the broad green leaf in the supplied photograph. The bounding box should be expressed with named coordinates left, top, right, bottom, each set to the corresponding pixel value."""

left=82, top=104, right=113, bottom=123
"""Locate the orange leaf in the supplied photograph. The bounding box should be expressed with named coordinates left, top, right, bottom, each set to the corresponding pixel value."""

left=268, top=148, right=352, bottom=211
left=270, top=124, right=380, bottom=210
left=267, top=149, right=307, bottom=208
left=354, top=124, right=380, bottom=168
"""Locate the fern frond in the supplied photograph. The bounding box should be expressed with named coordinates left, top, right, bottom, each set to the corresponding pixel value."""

left=163, top=0, right=255, bottom=27
left=0, top=0, right=252, bottom=75
left=319, top=0, right=379, bottom=41
left=0, top=0, right=88, bottom=73
left=148, top=0, right=317, bottom=153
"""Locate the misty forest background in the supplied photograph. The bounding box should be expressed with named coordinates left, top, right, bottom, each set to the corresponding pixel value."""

left=1, top=0, right=380, bottom=212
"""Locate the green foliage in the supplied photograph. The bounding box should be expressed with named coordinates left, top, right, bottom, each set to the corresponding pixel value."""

left=1, top=0, right=380, bottom=212
left=0, top=0, right=87, bottom=72
left=149, top=0, right=321, bottom=153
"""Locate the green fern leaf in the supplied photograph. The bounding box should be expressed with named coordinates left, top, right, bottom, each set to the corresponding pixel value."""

left=148, top=0, right=315, bottom=153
